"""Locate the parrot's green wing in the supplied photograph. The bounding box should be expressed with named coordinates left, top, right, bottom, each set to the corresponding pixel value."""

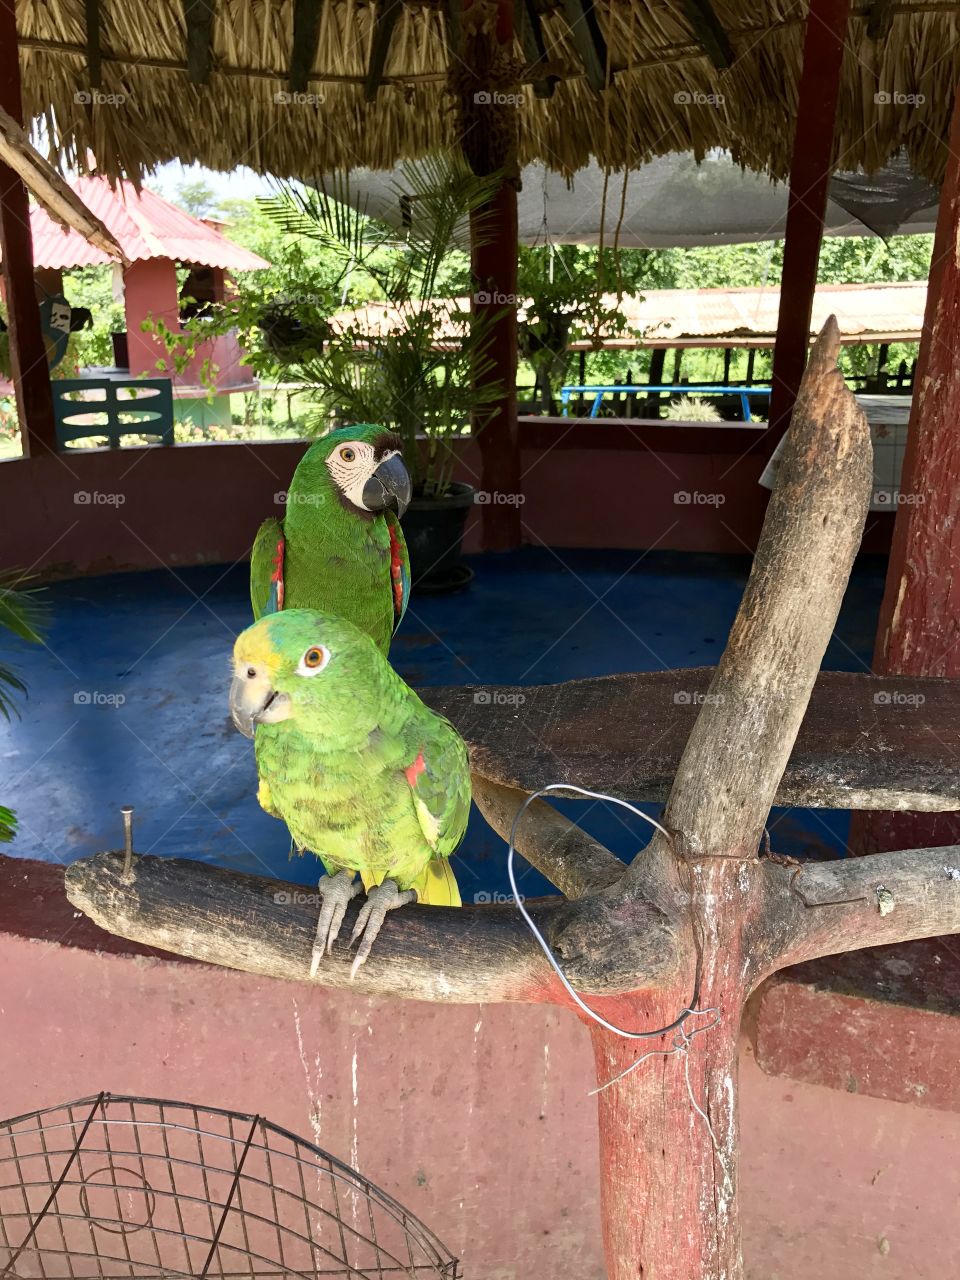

left=404, top=721, right=471, bottom=858
left=250, top=518, right=285, bottom=620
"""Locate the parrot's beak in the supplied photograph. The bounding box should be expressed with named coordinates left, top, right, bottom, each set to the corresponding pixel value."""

left=229, top=666, right=291, bottom=739
left=363, top=452, right=412, bottom=517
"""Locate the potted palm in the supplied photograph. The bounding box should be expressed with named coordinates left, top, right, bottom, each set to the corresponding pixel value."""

left=258, top=153, right=504, bottom=588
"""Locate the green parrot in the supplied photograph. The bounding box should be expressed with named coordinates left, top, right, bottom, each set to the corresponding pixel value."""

left=230, top=608, right=470, bottom=976
left=249, top=424, right=413, bottom=654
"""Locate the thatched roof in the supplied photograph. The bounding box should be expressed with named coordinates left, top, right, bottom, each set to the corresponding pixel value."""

left=16, top=1, right=960, bottom=183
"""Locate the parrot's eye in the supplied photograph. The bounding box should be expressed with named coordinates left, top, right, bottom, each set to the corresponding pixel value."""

left=339, top=447, right=356, bottom=463
left=296, top=645, right=331, bottom=677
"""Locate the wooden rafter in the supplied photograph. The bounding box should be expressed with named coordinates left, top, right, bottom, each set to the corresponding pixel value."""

left=559, top=0, right=609, bottom=92
left=84, top=0, right=102, bottom=88
left=679, top=0, right=735, bottom=69
left=364, top=0, right=404, bottom=102
left=442, top=0, right=462, bottom=62
left=866, top=0, right=896, bottom=40
left=289, top=0, right=324, bottom=94
left=0, top=104, right=126, bottom=262
left=182, top=0, right=215, bottom=85
left=514, top=0, right=556, bottom=98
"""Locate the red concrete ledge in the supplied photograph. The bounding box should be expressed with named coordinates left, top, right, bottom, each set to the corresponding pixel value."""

left=0, top=854, right=194, bottom=966
left=753, top=941, right=960, bottom=1112
left=6, top=854, right=959, bottom=1113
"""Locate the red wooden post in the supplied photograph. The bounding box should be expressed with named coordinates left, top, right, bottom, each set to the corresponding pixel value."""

left=0, top=0, right=58, bottom=459
left=468, top=0, right=522, bottom=551
left=471, top=186, right=521, bottom=549
left=851, top=80, right=960, bottom=855
left=767, top=0, right=850, bottom=443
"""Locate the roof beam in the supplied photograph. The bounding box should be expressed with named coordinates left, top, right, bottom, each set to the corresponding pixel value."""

left=559, top=0, right=608, bottom=92
left=364, top=0, right=404, bottom=102
left=866, top=0, right=896, bottom=41
left=84, top=0, right=102, bottom=88
left=679, top=0, right=734, bottom=69
left=515, top=0, right=556, bottom=98
left=442, top=0, right=462, bottom=61
left=289, top=0, right=324, bottom=94
left=182, top=0, right=215, bottom=85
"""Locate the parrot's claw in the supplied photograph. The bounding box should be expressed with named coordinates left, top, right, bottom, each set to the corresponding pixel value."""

left=348, top=879, right=418, bottom=979
left=310, top=870, right=362, bottom=977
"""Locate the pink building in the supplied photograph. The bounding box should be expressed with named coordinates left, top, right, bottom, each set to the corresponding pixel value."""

left=19, top=176, right=269, bottom=415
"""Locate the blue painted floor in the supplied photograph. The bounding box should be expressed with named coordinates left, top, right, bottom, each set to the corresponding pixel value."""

left=0, top=549, right=888, bottom=900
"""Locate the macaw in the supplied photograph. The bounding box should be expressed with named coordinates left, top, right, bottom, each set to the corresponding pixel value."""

left=250, top=424, right=412, bottom=654
left=230, top=608, right=469, bottom=976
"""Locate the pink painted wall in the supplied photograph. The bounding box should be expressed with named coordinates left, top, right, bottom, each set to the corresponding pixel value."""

left=124, top=259, right=180, bottom=379
left=122, top=259, right=252, bottom=392
left=2, top=860, right=958, bottom=1279
left=0, top=425, right=895, bottom=580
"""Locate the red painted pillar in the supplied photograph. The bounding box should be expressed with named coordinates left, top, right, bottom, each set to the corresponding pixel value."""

left=767, top=0, right=850, bottom=443
left=0, top=0, right=58, bottom=459
left=851, top=80, right=960, bottom=855
left=123, top=259, right=181, bottom=377
left=468, top=0, right=521, bottom=551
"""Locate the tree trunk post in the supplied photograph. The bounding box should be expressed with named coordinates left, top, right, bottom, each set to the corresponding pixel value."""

left=462, top=0, right=522, bottom=549
left=0, top=0, right=58, bottom=459
left=851, top=77, right=960, bottom=856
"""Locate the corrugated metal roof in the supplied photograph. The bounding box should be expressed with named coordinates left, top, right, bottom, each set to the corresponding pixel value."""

left=24, top=177, right=269, bottom=272
left=335, top=282, right=927, bottom=349
left=616, top=282, right=926, bottom=345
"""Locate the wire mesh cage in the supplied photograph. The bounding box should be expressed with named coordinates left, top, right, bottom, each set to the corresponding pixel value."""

left=0, top=1093, right=460, bottom=1279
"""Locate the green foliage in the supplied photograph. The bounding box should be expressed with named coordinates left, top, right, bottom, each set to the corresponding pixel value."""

left=662, top=395, right=723, bottom=422
left=262, top=153, right=507, bottom=496
left=516, top=245, right=646, bottom=407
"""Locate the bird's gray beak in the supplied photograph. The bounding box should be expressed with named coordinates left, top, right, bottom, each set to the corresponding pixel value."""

left=229, top=668, right=291, bottom=739
left=363, top=452, right=412, bottom=517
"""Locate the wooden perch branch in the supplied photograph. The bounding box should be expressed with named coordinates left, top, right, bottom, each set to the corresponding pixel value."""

left=470, top=774, right=623, bottom=899
left=63, top=851, right=684, bottom=999
left=0, top=106, right=126, bottom=263
left=640, top=316, right=873, bottom=863
left=425, top=670, right=960, bottom=812
left=768, top=843, right=960, bottom=973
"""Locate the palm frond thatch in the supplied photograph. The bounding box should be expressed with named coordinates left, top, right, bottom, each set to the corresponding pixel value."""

left=15, top=1, right=960, bottom=184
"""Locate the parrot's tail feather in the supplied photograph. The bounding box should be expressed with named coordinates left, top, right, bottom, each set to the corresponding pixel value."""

left=359, top=861, right=461, bottom=905
left=412, top=859, right=461, bottom=907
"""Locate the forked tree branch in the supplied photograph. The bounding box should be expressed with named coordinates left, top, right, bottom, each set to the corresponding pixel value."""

left=634, top=316, right=873, bottom=866
left=471, top=774, right=624, bottom=899
left=761, top=843, right=960, bottom=976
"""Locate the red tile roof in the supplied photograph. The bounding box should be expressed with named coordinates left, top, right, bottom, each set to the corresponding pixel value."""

left=24, top=177, right=269, bottom=272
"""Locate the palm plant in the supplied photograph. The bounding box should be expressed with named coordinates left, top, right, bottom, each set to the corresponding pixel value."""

left=258, top=152, right=505, bottom=497
left=0, top=571, right=45, bottom=843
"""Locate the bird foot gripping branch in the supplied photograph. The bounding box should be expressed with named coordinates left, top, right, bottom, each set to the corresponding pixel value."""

left=309, top=873, right=419, bottom=980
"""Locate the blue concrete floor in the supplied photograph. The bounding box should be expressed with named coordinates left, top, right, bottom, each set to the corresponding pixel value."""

left=0, top=549, right=889, bottom=900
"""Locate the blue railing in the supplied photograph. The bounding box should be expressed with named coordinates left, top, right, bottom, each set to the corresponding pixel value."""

left=559, top=384, right=773, bottom=422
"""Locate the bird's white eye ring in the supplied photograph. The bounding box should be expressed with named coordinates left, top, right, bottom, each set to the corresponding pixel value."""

left=296, top=645, right=331, bottom=677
